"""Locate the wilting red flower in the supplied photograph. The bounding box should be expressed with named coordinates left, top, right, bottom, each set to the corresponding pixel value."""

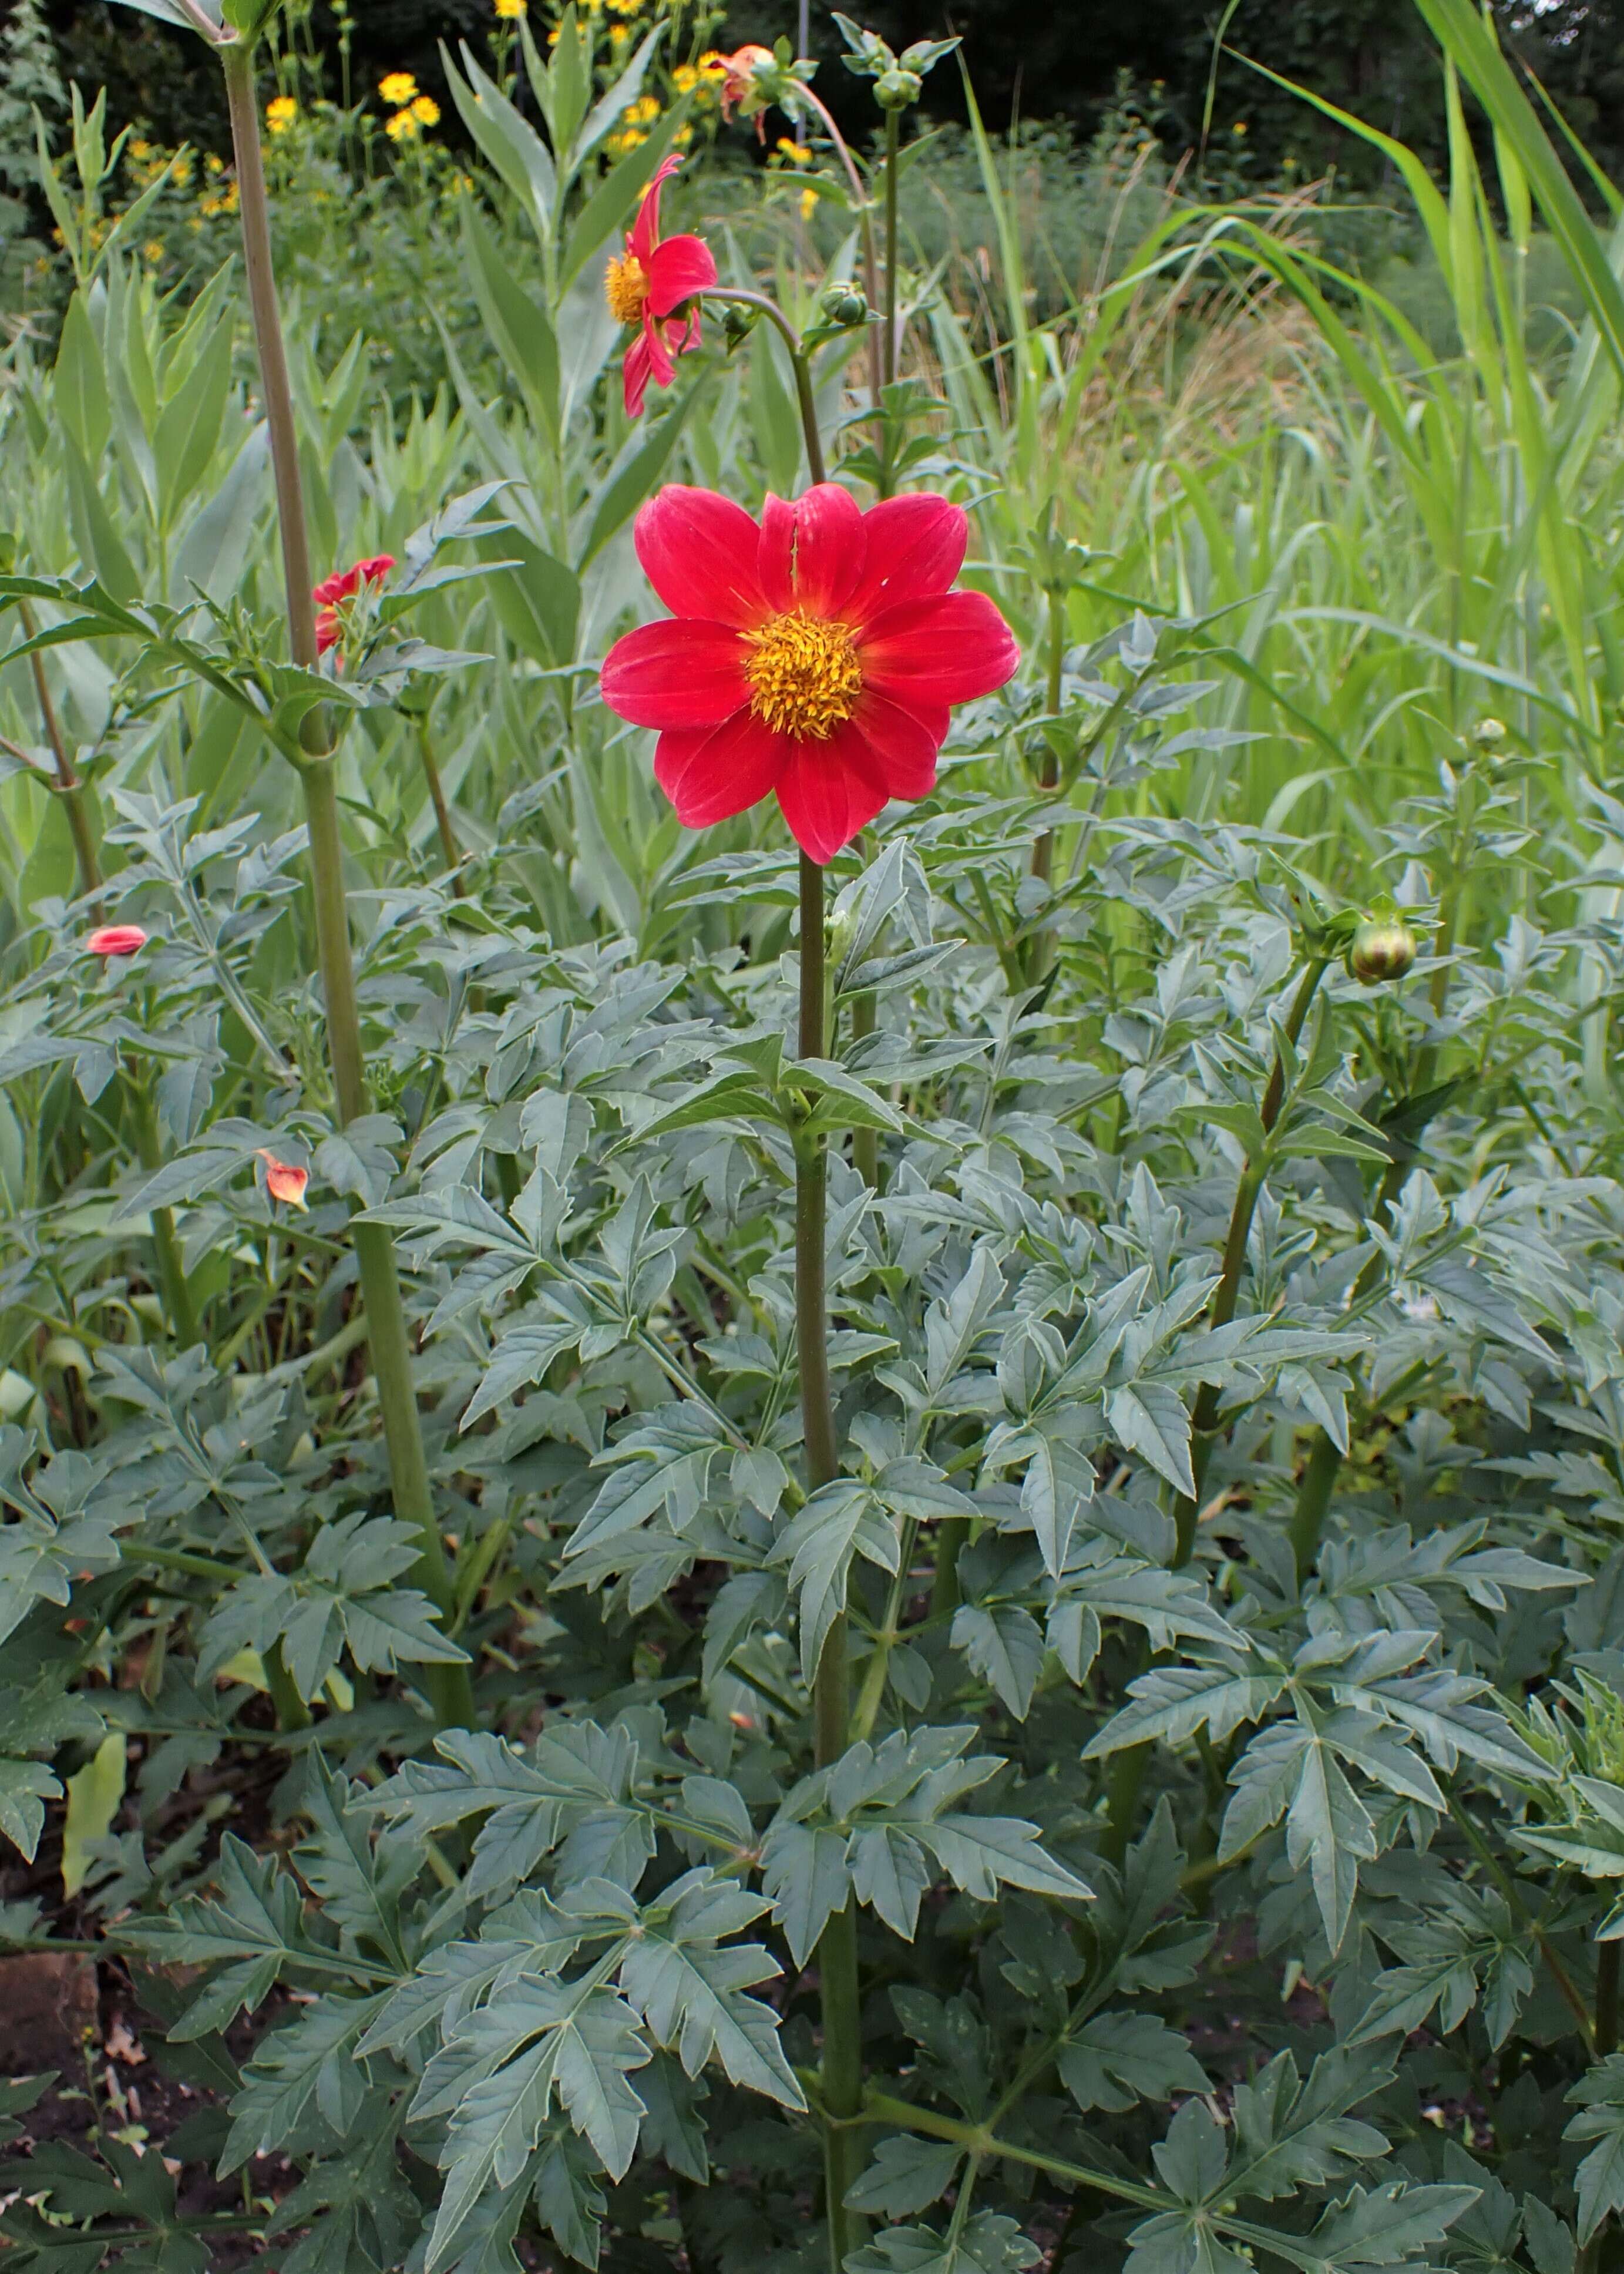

left=258, top=1149, right=309, bottom=1210
left=314, top=554, right=395, bottom=656
left=86, top=925, right=149, bottom=959
left=604, top=157, right=717, bottom=419
left=600, top=483, right=1020, bottom=864
left=717, top=44, right=775, bottom=133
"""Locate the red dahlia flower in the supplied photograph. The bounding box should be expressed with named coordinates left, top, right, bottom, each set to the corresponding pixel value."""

left=604, top=157, right=717, bottom=419
left=599, top=483, right=1020, bottom=863
left=717, top=44, right=775, bottom=135
left=86, top=925, right=149, bottom=959
left=314, top=553, right=395, bottom=657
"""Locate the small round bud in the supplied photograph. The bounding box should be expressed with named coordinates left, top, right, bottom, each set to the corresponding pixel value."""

left=721, top=301, right=760, bottom=342
left=820, top=283, right=868, bottom=328
left=1472, top=717, right=1507, bottom=747
left=1349, top=918, right=1417, bottom=986
left=875, top=66, right=923, bottom=108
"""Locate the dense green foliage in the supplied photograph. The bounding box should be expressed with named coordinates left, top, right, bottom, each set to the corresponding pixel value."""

left=6, top=5, right=1624, bottom=2274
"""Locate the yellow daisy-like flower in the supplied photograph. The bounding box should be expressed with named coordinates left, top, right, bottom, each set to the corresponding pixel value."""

left=412, top=93, right=441, bottom=125
left=143, top=238, right=166, bottom=264
left=623, top=92, right=660, bottom=124
left=379, top=70, right=419, bottom=106
left=697, top=49, right=727, bottom=78
left=494, top=0, right=526, bottom=15
left=608, top=21, right=630, bottom=45
left=265, top=95, right=297, bottom=132
left=799, top=186, right=818, bottom=220
left=386, top=108, right=421, bottom=141
left=606, top=125, right=647, bottom=155
left=671, top=62, right=697, bottom=92
left=674, top=121, right=693, bottom=145
left=776, top=136, right=811, bottom=164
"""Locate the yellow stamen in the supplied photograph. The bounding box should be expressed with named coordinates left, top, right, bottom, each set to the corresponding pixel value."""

left=745, top=613, right=862, bottom=740
left=605, top=253, right=651, bottom=325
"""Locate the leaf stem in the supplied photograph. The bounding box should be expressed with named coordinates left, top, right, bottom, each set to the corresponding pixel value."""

left=130, top=1082, right=200, bottom=1351
left=19, top=600, right=100, bottom=901
left=415, top=710, right=464, bottom=891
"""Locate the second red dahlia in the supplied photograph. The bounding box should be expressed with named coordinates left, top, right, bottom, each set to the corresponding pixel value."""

left=599, top=483, right=1019, bottom=862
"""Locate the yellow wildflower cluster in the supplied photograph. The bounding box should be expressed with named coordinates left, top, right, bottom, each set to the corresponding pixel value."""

left=379, top=75, right=441, bottom=142
left=494, top=0, right=527, bottom=15
left=197, top=177, right=240, bottom=219
left=266, top=94, right=297, bottom=132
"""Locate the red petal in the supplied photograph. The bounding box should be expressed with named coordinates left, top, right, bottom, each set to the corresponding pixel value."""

left=645, top=234, right=718, bottom=315
left=850, top=690, right=946, bottom=800
left=775, top=723, right=887, bottom=864
left=635, top=489, right=767, bottom=627
left=860, top=590, right=1020, bottom=707
left=640, top=307, right=677, bottom=391
left=653, top=708, right=782, bottom=827
left=758, top=485, right=865, bottom=618
left=629, top=153, right=684, bottom=260
left=846, top=495, right=967, bottom=626
left=601, top=618, right=750, bottom=730
left=623, top=332, right=654, bottom=418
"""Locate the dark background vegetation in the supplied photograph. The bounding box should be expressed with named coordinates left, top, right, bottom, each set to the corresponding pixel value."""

left=16, top=0, right=1624, bottom=186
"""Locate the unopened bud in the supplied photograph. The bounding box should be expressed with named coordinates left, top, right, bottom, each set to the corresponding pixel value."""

left=820, top=283, right=868, bottom=328
left=721, top=301, right=760, bottom=343
left=1349, top=918, right=1417, bottom=986
left=875, top=66, right=923, bottom=108
left=1472, top=717, right=1507, bottom=747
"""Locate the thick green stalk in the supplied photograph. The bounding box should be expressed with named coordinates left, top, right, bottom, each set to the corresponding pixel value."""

left=798, top=851, right=867, bottom=2270
left=224, top=46, right=472, bottom=1729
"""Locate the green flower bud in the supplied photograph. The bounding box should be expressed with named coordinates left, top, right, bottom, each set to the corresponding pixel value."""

left=875, top=66, right=923, bottom=108
left=819, top=284, right=868, bottom=328
left=1349, top=917, right=1417, bottom=986
left=1472, top=717, right=1507, bottom=747
left=721, top=301, right=760, bottom=343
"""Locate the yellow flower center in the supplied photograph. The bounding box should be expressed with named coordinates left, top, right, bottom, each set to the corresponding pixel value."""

left=605, top=253, right=651, bottom=326
left=745, top=613, right=862, bottom=740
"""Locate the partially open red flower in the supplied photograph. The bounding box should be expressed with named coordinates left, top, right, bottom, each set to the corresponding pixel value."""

left=258, top=1149, right=309, bottom=1210
left=604, top=157, right=717, bottom=419
left=717, top=44, right=775, bottom=134
left=600, top=484, right=1020, bottom=863
left=314, top=554, right=395, bottom=657
left=86, top=925, right=149, bottom=959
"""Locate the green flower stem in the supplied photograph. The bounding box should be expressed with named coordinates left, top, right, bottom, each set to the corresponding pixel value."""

left=1285, top=1425, right=1343, bottom=1586
left=19, top=601, right=100, bottom=902
left=130, top=1084, right=200, bottom=1352
left=415, top=711, right=464, bottom=891
left=798, top=849, right=868, bottom=2269
left=702, top=289, right=827, bottom=486
left=224, top=39, right=472, bottom=1731
left=222, top=42, right=320, bottom=681
left=798, top=82, right=882, bottom=406
left=1599, top=1941, right=1620, bottom=2058
left=1104, top=958, right=1329, bottom=1865
left=1172, top=955, right=1330, bottom=1567
left=304, top=759, right=473, bottom=1720
left=882, top=106, right=901, bottom=390
left=1027, top=586, right=1068, bottom=961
